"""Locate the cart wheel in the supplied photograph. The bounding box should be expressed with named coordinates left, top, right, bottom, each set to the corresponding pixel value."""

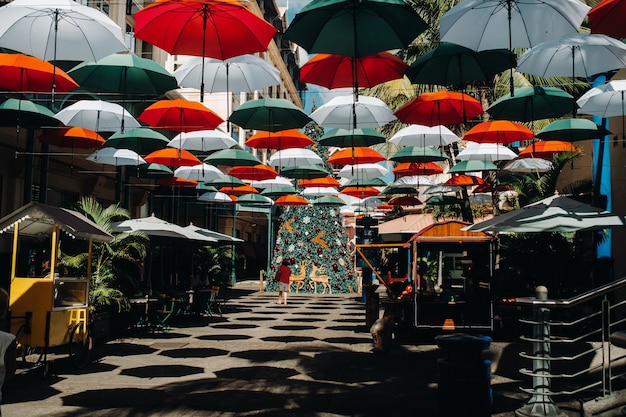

left=20, top=344, right=44, bottom=367
left=69, top=322, right=93, bottom=369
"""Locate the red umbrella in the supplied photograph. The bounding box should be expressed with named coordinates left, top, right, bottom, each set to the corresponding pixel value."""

left=394, top=91, right=484, bottom=126
left=144, top=148, right=201, bottom=167
left=393, top=162, right=444, bottom=176
left=464, top=120, right=534, bottom=144
left=340, top=186, right=380, bottom=198
left=518, top=140, right=580, bottom=159
left=228, top=164, right=278, bottom=181
left=387, top=195, right=422, bottom=206
left=588, top=0, right=626, bottom=38
left=274, top=195, right=309, bottom=206
left=328, top=147, right=386, bottom=165
left=0, top=52, right=79, bottom=93
left=444, top=174, right=485, bottom=186
left=138, top=99, right=224, bottom=132
left=156, top=177, right=198, bottom=187
left=220, top=184, right=259, bottom=195
left=134, top=0, right=276, bottom=101
left=298, top=176, right=341, bottom=188
left=244, top=129, right=314, bottom=150
left=39, top=127, right=105, bottom=149
left=300, top=52, right=408, bottom=90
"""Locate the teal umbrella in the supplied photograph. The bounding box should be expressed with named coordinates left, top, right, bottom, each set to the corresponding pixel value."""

left=318, top=127, right=385, bottom=147
left=195, top=183, right=218, bottom=192
left=389, top=146, right=449, bottom=163
left=448, top=160, right=498, bottom=174
left=237, top=193, right=273, bottom=205
left=425, top=195, right=463, bottom=206
left=202, top=175, right=245, bottom=188
left=204, top=148, right=261, bottom=167
left=105, top=127, right=170, bottom=155
left=260, top=185, right=297, bottom=197
left=536, top=118, right=611, bottom=142
left=281, top=165, right=330, bottom=179
left=229, top=98, right=311, bottom=132
left=381, top=185, right=419, bottom=195
left=126, top=163, right=173, bottom=179
left=486, top=86, right=575, bottom=122
left=341, top=177, right=387, bottom=188
left=0, top=98, right=59, bottom=128
left=312, top=195, right=346, bottom=206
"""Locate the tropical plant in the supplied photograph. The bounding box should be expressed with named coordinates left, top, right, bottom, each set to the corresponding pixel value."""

left=193, top=245, right=234, bottom=286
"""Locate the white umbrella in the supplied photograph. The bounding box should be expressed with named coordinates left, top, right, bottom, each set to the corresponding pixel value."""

left=168, top=129, right=239, bottom=152
left=301, top=186, right=339, bottom=197
left=198, top=191, right=234, bottom=203
left=310, top=95, right=396, bottom=129
left=456, top=142, right=518, bottom=161
left=337, top=163, right=389, bottom=179
left=577, top=82, right=626, bottom=141
left=55, top=100, right=140, bottom=132
left=250, top=176, right=293, bottom=189
left=393, top=176, right=437, bottom=187
left=112, top=214, right=215, bottom=242
left=0, top=0, right=127, bottom=62
left=577, top=80, right=626, bottom=108
left=86, top=148, right=145, bottom=166
left=174, top=163, right=223, bottom=181
left=501, top=158, right=553, bottom=173
left=389, top=124, right=460, bottom=147
left=268, top=148, right=323, bottom=169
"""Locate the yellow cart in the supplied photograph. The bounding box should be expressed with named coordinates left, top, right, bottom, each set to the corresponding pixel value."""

left=0, top=202, right=112, bottom=374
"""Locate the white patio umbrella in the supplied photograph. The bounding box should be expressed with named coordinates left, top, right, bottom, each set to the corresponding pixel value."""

left=86, top=148, right=145, bottom=166
left=310, top=95, right=396, bottom=129
left=168, top=129, right=239, bottom=152
left=389, top=124, right=460, bottom=147
left=268, top=148, right=323, bottom=169
left=55, top=100, right=140, bottom=132
left=337, top=163, right=389, bottom=179
left=174, top=163, right=224, bottom=181
left=112, top=214, right=216, bottom=242
left=456, top=142, right=518, bottom=161
left=301, top=186, right=339, bottom=197
left=501, top=158, right=553, bottom=173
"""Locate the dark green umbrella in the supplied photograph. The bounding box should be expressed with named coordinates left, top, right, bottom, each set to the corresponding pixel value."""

left=126, top=163, right=173, bottom=179
left=237, top=193, right=274, bottom=205
left=406, top=43, right=516, bottom=87
left=105, top=127, right=170, bottom=155
left=204, top=148, right=261, bottom=167
left=536, top=118, right=611, bottom=142
left=318, top=127, right=385, bottom=147
left=195, top=183, right=218, bottom=192
left=448, top=160, right=498, bottom=174
left=425, top=195, right=463, bottom=206
left=281, top=164, right=330, bottom=179
left=486, top=86, right=575, bottom=123
left=0, top=98, right=59, bottom=128
left=68, top=52, right=178, bottom=96
left=261, top=185, right=298, bottom=197
left=389, top=146, right=449, bottom=163
left=341, top=177, right=387, bottom=188
left=202, top=175, right=245, bottom=188
left=229, top=98, right=311, bottom=132
left=381, top=185, right=419, bottom=195
left=312, top=195, right=346, bottom=206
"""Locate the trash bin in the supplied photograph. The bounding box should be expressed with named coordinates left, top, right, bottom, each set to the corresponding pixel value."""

left=364, top=285, right=379, bottom=329
left=435, top=333, right=492, bottom=417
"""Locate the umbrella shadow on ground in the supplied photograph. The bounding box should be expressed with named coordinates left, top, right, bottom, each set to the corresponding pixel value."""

left=100, top=342, right=159, bottom=357
left=5, top=373, right=63, bottom=404
left=270, top=325, right=318, bottom=331
left=233, top=315, right=275, bottom=321
left=159, top=347, right=229, bottom=359
left=120, top=364, right=205, bottom=378
left=261, top=335, right=317, bottom=343
left=284, top=317, right=326, bottom=323
left=215, top=365, right=299, bottom=380
left=230, top=349, right=303, bottom=363
left=322, top=336, right=373, bottom=345
left=212, top=323, right=258, bottom=330
left=137, top=331, right=191, bottom=339
left=196, top=333, right=252, bottom=341
left=62, top=387, right=172, bottom=409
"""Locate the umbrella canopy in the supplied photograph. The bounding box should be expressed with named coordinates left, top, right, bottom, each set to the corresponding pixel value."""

left=393, top=161, right=444, bottom=176
left=283, top=0, right=427, bottom=57
left=220, top=184, right=259, bottom=196
left=86, top=147, right=146, bottom=166
left=105, top=127, right=169, bottom=154
left=126, top=163, right=174, bottom=179
left=448, top=160, right=498, bottom=173
left=463, top=120, right=534, bottom=144
left=425, top=195, right=463, bottom=206
left=536, top=118, right=611, bottom=142
left=237, top=194, right=274, bottom=206
left=143, top=148, right=201, bottom=167
left=174, top=163, right=223, bottom=181
left=387, top=195, right=422, bottom=206
left=280, top=165, right=330, bottom=179
left=229, top=98, right=311, bottom=132
left=68, top=52, right=178, bottom=96
left=486, top=86, right=575, bottom=122
left=392, top=175, right=436, bottom=187
left=112, top=214, right=215, bottom=240
left=300, top=52, right=408, bottom=90
left=54, top=99, right=140, bottom=132
left=0, top=52, right=78, bottom=93
left=338, top=163, right=389, bottom=179
left=318, top=127, right=385, bottom=147
left=312, top=195, right=346, bottom=206
left=389, top=124, right=460, bottom=147
left=301, top=186, right=339, bottom=197
left=501, top=157, right=553, bottom=173
left=204, top=148, right=262, bottom=167
left=444, top=174, right=485, bottom=186
left=389, top=146, right=449, bottom=163
left=518, top=140, right=579, bottom=159
left=168, top=129, right=238, bottom=152
left=577, top=79, right=626, bottom=108
left=339, top=186, right=380, bottom=198
left=310, top=95, right=396, bottom=129
left=464, top=194, right=626, bottom=233
left=138, top=99, right=223, bottom=132
left=274, top=195, right=309, bottom=206
left=298, top=176, right=341, bottom=188
left=394, top=91, right=484, bottom=126
left=328, top=147, right=385, bottom=166
left=245, top=129, right=314, bottom=150
left=228, top=164, right=278, bottom=181
left=0, top=98, right=60, bottom=128
left=251, top=176, right=293, bottom=189
left=156, top=177, right=198, bottom=187
left=406, top=42, right=515, bottom=87
left=268, top=148, right=324, bottom=168
left=0, top=0, right=128, bottom=62
left=203, top=174, right=245, bottom=188
left=260, top=184, right=298, bottom=197
left=588, top=0, right=626, bottom=38
left=341, top=177, right=387, bottom=188
left=39, top=126, right=104, bottom=149
left=456, top=142, right=518, bottom=161
left=198, top=191, right=235, bottom=203
left=381, top=184, right=419, bottom=195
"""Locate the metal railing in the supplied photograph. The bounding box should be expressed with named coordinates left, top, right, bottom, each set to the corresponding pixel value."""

left=514, top=277, right=626, bottom=417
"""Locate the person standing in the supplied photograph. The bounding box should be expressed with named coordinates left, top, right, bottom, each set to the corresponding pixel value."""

left=0, top=289, right=16, bottom=417
left=275, top=260, right=291, bottom=305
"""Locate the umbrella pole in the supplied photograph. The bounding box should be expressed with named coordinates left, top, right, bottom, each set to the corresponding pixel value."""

left=200, top=5, right=209, bottom=103
left=226, top=62, right=230, bottom=132
left=507, top=0, right=514, bottom=97
left=51, top=8, right=59, bottom=103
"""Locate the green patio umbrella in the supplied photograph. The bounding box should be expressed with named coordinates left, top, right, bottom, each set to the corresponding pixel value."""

left=389, top=146, right=449, bottom=163
left=204, top=148, right=261, bottom=167
left=486, top=86, right=575, bottom=123
left=281, top=165, right=330, bottom=179
left=536, top=118, right=611, bottom=142
left=229, top=98, right=311, bottom=132
left=105, top=127, right=170, bottom=155
left=318, top=127, right=385, bottom=147
left=448, top=160, right=498, bottom=174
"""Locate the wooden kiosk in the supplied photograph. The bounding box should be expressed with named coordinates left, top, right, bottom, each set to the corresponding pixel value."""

left=0, top=203, right=112, bottom=371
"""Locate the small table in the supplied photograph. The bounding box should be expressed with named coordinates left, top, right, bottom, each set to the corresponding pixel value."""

left=129, top=297, right=159, bottom=329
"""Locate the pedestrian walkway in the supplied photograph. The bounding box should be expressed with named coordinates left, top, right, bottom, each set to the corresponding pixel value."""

left=0, top=283, right=576, bottom=416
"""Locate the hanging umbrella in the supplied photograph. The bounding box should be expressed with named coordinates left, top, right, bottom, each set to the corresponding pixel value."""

left=134, top=0, right=276, bottom=102
left=86, top=147, right=146, bottom=166
left=204, top=148, right=262, bottom=167
left=444, top=174, right=485, bottom=186
left=577, top=86, right=626, bottom=141
left=174, top=163, right=223, bottom=181
left=310, top=95, right=396, bottom=129
left=393, top=162, right=444, bottom=176
left=381, top=185, right=419, bottom=195
left=138, top=99, right=223, bottom=132
left=228, top=164, right=278, bottom=181
left=394, top=91, right=484, bottom=126
left=338, top=186, right=380, bottom=198
left=144, top=148, right=201, bottom=167
left=424, top=184, right=461, bottom=195
left=536, top=118, right=611, bottom=142
left=588, top=0, right=626, bottom=38
left=389, top=124, right=460, bottom=147
left=0, top=98, right=59, bottom=128
left=318, top=128, right=385, bottom=147
left=298, top=176, right=341, bottom=188
left=463, top=120, right=534, bottom=144
left=406, top=43, right=515, bottom=87
left=203, top=174, right=245, bottom=188
left=245, top=129, right=314, bottom=150
left=341, top=177, right=387, bottom=188
left=220, top=184, right=259, bottom=196
left=486, top=86, right=575, bottom=123
left=274, top=195, right=309, bottom=206
left=312, top=195, right=346, bottom=206
left=501, top=157, right=553, bottom=173
left=268, top=148, right=324, bottom=168
left=301, top=186, right=339, bottom=197
left=300, top=52, right=408, bottom=90
left=168, top=129, right=238, bottom=152
left=0, top=52, right=78, bottom=93
left=251, top=176, right=293, bottom=189
left=237, top=194, right=274, bottom=206
left=577, top=79, right=626, bottom=108
left=425, top=195, right=463, bottom=206
left=518, top=140, right=580, bottom=159
left=328, top=147, right=385, bottom=165
left=39, top=126, right=104, bottom=149
left=338, top=163, right=389, bottom=179
left=54, top=100, right=140, bottom=132
left=126, top=163, right=174, bottom=179
left=456, top=142, right=518, bottom=161
left=448, top=160, right=498, bottom=174
left=198, top=191, right=235, bottom=203
left=387, top=195, right=422, bottom=206
left=260, top=184, right=298, bottom=197
left=229, top=98, right=311, bottom=132
left=105, top=127, right=170, bottom=155
left=280, top=165, right=330, bottom=179
left=157, top=177, right=198, bottom=187
left=392, top=175, right=436, bottom=187
left=389, top=146, right=449, bottom=163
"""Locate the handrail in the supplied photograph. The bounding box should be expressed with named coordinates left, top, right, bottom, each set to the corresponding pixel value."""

left=515, top=276, right=626, bottom=308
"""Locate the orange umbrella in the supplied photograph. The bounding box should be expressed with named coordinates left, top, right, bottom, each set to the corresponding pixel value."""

left=444, top=174, right=486, bottom=186
left=228, top=164, right=278, bottom=181
left=328, top=147, right=386, bottom=165
left=464, top=120, right=534, bottom=144
left=388, top=195, right=422, bottom=206
left=144, top=148, right=201, bottom=167
left=138, top=99, right=224, bottom=132
left=393, top=161, right=444, bottom=176
left=245, top=129, right=314, bottom=150
left=394, top=91, right=484, bottom=126
left=298, top=176, right=341, bottom=188
left=518, top=140, right=580, bottom=159
left=340, top=186, right=380, bottom=198
left=219, top=184, right=259, bottom=195
left=156, top=177, right=198, bottom=187
left=0, top=52, right=79, bottom=93
left=38, top=127, right=105, bottom=149
left=274, top=195, right=309, bottom=206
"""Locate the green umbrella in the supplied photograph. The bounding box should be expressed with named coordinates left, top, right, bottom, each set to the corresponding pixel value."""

left=281, top=164, right=330, bottom=179
left=318, top=128, right=385, bottom=147
left=229, top=98, right=311, bottom=132
left=389, top=146, right=449, bottom=163
left=425, top=195, right=463, bottom=206
left=260, top=185, right=297, bottom=197
left=448, top=160, right=498, bottom=174
left=341, top=177, right=387, bottom=188
left=68, top=52, right=178, bottom=96
left=237, top=193, right=274, bottom=205
left=204, top=148, right=261, bottom=167
left=0, top=98, right=59, bottom=128
left=406, top=43, right=516, bottom=87
left=195, top=183, right=218, bottom=192
left=105, top=127, right=170, bottom=155
left=126, top=163, right=173, bottom=179
left=202, top=175, right=245, bottom=188
left=381, top=185, right=419, bottom=195
left=486, top=86, right=575, bottom=123
left=312, top=195, right=346, bottom=206
left=536, top=118, right=611, bottom=142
